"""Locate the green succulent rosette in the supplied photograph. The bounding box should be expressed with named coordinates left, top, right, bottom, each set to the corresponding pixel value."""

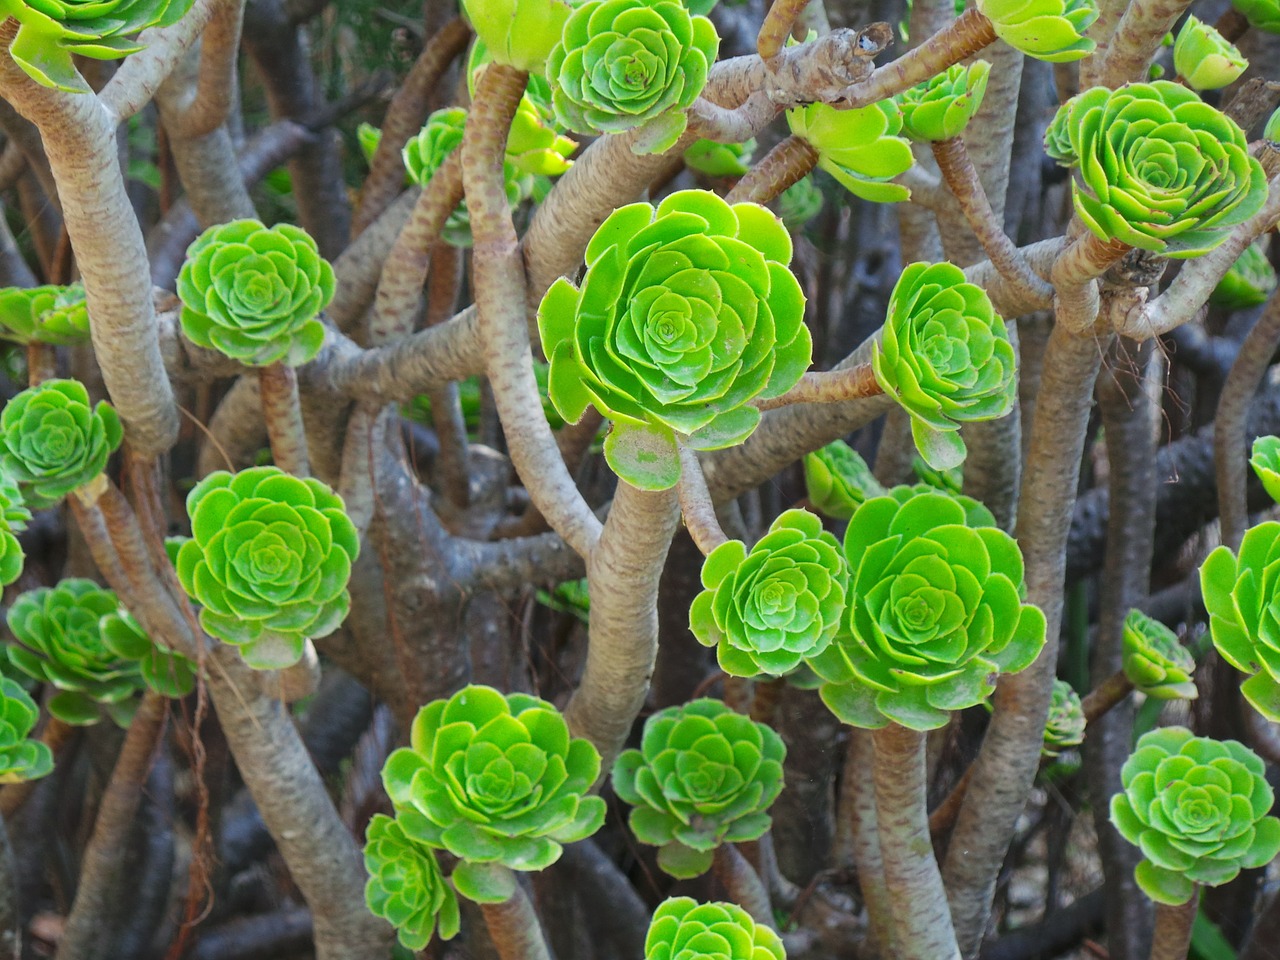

left=613, top=698, right=785, bottom=878
left=897, top=61, right=991, bottom=143
left=99, top=607, right=195, bottom=700
left=808, top=486, right=1047, bottom=730
left=1121, top=609, right=1197, bottom=700
left=1232, top=0, right=1280, bottom=33
left=460, top=0, right=572, bottom=72
left=645, top=897, right=786, bottom=960
left=1173, top=16, right=1247, bottom=91
left=1111, top=727, right=1280, bottom=905
left=0, top=379, right=122, bottom=509
left=176, top=219, right=335, bottom=367
left=1252, top=436, right=1280, bottom=505
left=0, top=471, right=29, bottom=587
left=6, top=579, right=141, bottom=726
left=1210, top=242, right=1277, bottom=310
left=0, top=678, right=53, bottom=783
left=690, top=510, right=850, bottom=677
left=777, top=175, right=823, bottom=230
left=0, top=284, right=90, bottom=346
left=1047, top=82, right=1267, bottom=258
left=547, top=0, right=719, bottom=155
left=0, top=0, right=195, bottom=92
left=911, top=455, right=963, bottom=495
left=535, top=577, right=590, bottom=624
left=803, top=439, right=885, bottom=521
left=538, top=189, right=810, bottom=491
left=1043, top=679, right=1085, bottom=756
left=684, top=139, right=755, bottom=178
left=364, top=813, right=460, bottom=950
left=174, top=467, right=359, bottom=670
left=873, top=261, right=1017, bottom=471
left=786, top=101, right=914, bottom=203
left=382, top=685, right=606, bottom=873
left=974, top=0, right=1097, bottom=61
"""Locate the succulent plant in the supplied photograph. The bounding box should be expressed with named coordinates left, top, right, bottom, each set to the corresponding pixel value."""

left=1253, top=436, right=1280, bottom=505
left=0, top=284, right=90, bottom=346
left=174, top=467, right=359, bottom=670
left=547, top=0, right=719, bottom=155
left=1267, top=105, right=1280, bottom=141
left=1232, top=0, right=1280, bottom=33
left=0, top=678, right=52, bottom=783
left=382, top=685, right=605, bottom=872
left=683, top=139, right=755, bottom=178
left=0, top=0, right=195, bottom=92
left=786, top=101, right=914, bottom=203
left=459, top=0, right=572, bottom=72
left=873, top=261, right=1017, bottom=470
left=896, top=61, right=991, bottom=142
left=911, top=455, right=964, bottom=495
left=1173, top=16, right=1247, bottom=91
left=176, top=219, right=335, bottom=367
left=645, top=897, right=786, bottom=960
left=690, top=510, right=850, bottom=677
left=507, top=93, right=578, bottom=177
left=364, top=813, right=460, bottom=950
left=1043, top=679, right=1085, bottom=756
left=1122, top=609, right=1197, bottom=700
left=0, top=379, right=122, bottom=509
left=975, top=0, right=1098, bottom=61
left=535, top=577, right=591, bottom=624
left=808, top=486, right=1046, bottom=730
left=6, top=580, right=140, bottom=726
left=538, top=189, right=810, bottom=490
left=802, top=439, right=885, bottom=521
left=777, top=175, right=824, bottom=229
left=0, top=471, right=29, bottom=588
left=1044, top=82, right=1266, bottom=258
left=613, top=698, right=785, bottom=878
left=1111, top=727, right=1280, bottom=904
left=1210, top=241, right=1277, bottom=310
left=99, top=607, right=195, bottom=700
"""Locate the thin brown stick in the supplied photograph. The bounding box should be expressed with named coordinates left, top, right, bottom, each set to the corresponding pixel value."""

left=754, top=364, right=883, bottom=411
left=727, top=136, right=818, bottom=206
left=677, top=445, right=730, bottom=556
left=1081, top=670, right=1136, bottom=724
left=758, top=0, right=814, bottom=59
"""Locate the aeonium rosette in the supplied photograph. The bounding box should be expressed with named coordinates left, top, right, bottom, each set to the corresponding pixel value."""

left=974, top=0, right=1097, bottom=61
left=1231, top=0, right=1280, bottom=33
left=1252, top=435, right=1280, bottom=504
left=0, top=284, right=90, bottom=346
left=1210, top=241, right=1276, bottom=309
left=644, top=898, right=785, bottom=960
left=896, top=61, right=991, bottom=143
left=1122, top=608, right=1197, bottom=700
left=363, top=813, right=460, bottom=950
left=538, top=189, right=810, bottom=490
left=786, top=100, right=914, bottom=203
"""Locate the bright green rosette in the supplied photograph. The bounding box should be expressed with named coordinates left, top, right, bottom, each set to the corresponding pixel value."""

left=612, top=698, right=785, bottom=878
left=1111, top=727, right=1280, bottom=904
left=975, top=0, right=1097, bottom=61
left=645, top=898, right=786, bottom=960
left=1211, top=242, right=1277, bottom=309
left=808, top=486, right=1046, bottom=730
left=0, top=284, right=90, bottom=346
left=896, top=61, right=990, bottom=142
left=0, top=678, right=53, bottom=783
left=690, top=510, right=849, bottom=677
left=1121, top=609, right=1197, bottom=700
left=363, top=813, right=460, bottom=950
left=0, top=471, right=29, bottom=587
left=803, top=439, right=885, bottom=521
left=786, top=100, right=914, bottom=203
left=1252, top=435, right=1280, bottom=505
left=1173, top=15, right=1247, bottom=91
left=1231, top=0, right=1280, bottom=33
left=538, top=189, right=810, bottom=490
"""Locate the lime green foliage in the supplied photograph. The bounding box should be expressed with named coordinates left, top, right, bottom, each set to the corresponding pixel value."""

left=1044, top=83, right=1266, bottom=258
left=382, top=685, right=605, bottom=873
left=0, top=678, right=52, bottom=783
left=897, top=61, right=991, bottom=142
left=0, top=379, right=122, bottom=509
left=777, top=175, right=823, bottom=229
left=975, top=0, right=1097, bottom=61
left=538, top=190, right=810, bottom=490
left=99, top=607, right=195, bottom=699
left=786, top=101, right=914, bottom=202
left=507, top=91, right=578, bottom=176
left=613, top=699, right=785, bottom=878
left=1111, top=727, right=1280, bottom=905
left=1122, top=609, right=1197, bottom=700
left=645, top=897, right=786, bottom=960
left=0, top=284, right=90, bottom=346
left=460, top=0, right=572, bottom=72
left=177, top=219, right=335, bottom=367
left=1174, top=16, right=1247, bottom=90
left=175, top=467, right=359, bottom=670
left=874, top=261, right=1017, bottom=470
left=1253, top=436, right=1280, bottom=506
left=1267, top=106, right=1280, bottom=141
left=809, top=486, right=1046, bottom=730
left=364, top=813, right=460, bottom=950
left=803, top=440, right=885, bottom=520
left=535, top=578, right=590, bottom=623
left=0, top=0, right=194, bottom=92
left=1211, top=242, right=1277, bottom=309
left=0, top=471, right=29, bottom=587
left=911, top=455, right=963, bottom=495
left=1199, top=522, right=1280, bottom=720
left=6, top=580, right=138, bottom=726
left=691, top=510, right=849, bottom=678
left=1043, top=679, right=1085, bottom=756
left=547, top=0, right=719, bottom=154
left=1232, top=0, right=1280, bottom=32
left=684, top=139, right=755, bottom=177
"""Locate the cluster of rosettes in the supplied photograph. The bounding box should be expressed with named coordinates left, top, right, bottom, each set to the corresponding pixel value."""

left=644, top=898, right=785, bottom=960
left=613, top=699, right=784, bottom=878
left=1122, top=609, right=1197, bottom=700
left=0, top=285, right=90, bottom=346
left=786, top=101, right=914, bottom=203
left=802, top=440, right=885, bottom=521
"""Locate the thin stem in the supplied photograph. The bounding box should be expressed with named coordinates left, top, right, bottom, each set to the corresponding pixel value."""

left=258, top=363, right=311, bottom=477
left=713, top=844, right=775, bottom=927
left=870, top=723, right=961, bottom=960
left=727, top=136, right=817, bottom=205
left=753, top=363, right=883, bottom=411
left=758, top=0, right=813, bottom=59
left=677, top=445, right=730, bottom=556
left=1149, top=889, right=1200, bottom=960
left=25, top=343, right=54, bottom=385
left=928, top=762, right=975, bottom=837
left=479, top=877, right=553, bottom=960
left=1081, top=670, right=1136, bottom=724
